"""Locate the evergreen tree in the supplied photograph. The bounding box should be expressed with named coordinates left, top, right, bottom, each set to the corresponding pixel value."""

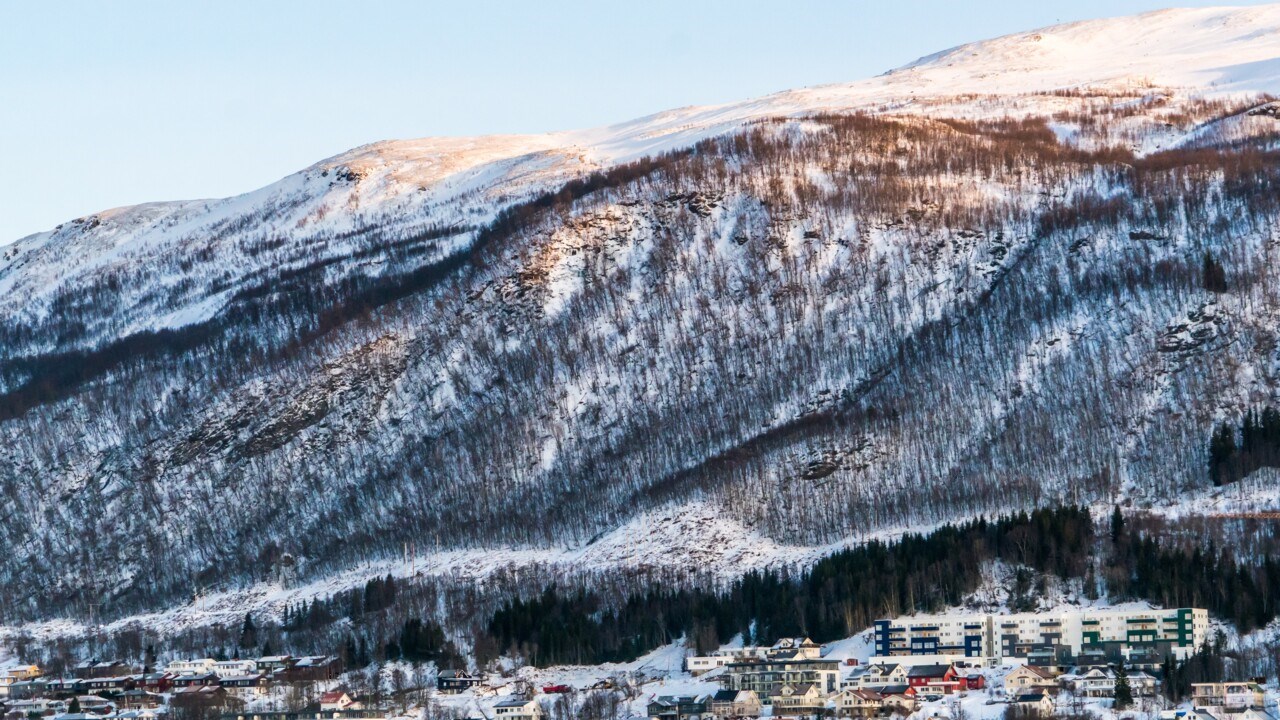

left=1114, top=664, right=1133, bottom=709
left=343, top=636, right=359, bottom=668
left=1110, top=506, right=1125, bottom=545
left=68, top=698, right=81, bottom=714
left=1203, top=251, right=1228, bottom=293
left=239, top=612, right=258, bottom=649
left=1209, top=423, right=1238, bottom=486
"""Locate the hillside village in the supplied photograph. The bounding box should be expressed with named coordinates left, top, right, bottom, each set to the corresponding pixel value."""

left=0, top=605, right=1270, bottom=720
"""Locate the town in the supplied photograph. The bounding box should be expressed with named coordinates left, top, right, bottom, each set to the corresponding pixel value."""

left=0, top=605, right=1269, bottom=720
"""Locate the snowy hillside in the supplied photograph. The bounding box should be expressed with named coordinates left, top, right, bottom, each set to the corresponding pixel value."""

left=1, top=4, right=1280, bottom=624
left=8, top=5, right=1280, bottom=350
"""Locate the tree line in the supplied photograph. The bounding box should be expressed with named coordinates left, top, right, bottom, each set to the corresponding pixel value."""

left=486, top=507, right=1094, bottom=666
left=487, top=505, right=1280, bottom=667
left=1208, top=406, right=1280, bottom=486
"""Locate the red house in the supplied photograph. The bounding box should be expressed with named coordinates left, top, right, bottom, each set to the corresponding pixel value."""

left=906, top=664, right=985, bottom=695
left=906, top=664, right=951, bottom=689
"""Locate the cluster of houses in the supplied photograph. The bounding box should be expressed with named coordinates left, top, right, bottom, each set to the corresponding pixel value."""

left=0, top=655, right=349, bottom=720
left=649, top=626, right=1275, bottom=720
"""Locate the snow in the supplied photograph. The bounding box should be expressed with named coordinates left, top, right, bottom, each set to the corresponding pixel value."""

left=6, top=4, right=1280, bottom=346
left=0, top=502, right=944, bottom=643
left=1133, top=467, right=1280, bottom=519
left=3, top=2, right=1280, bottom=651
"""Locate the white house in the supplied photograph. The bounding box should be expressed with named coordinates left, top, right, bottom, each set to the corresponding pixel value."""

left=1004, top=666, right=1058, bottom=695
left=829, top=689, right=887, bottom=718
left=1071, top=668, right=1157, bottom=698
left=495, top=698, right=545, bottom=720
left=1192, top=682, right=1266, bottom=711
left=846, top=663, right=909, bottom=690
left=212, top=661, right=259, bottom=678
left=685, top=648, right=769, bottom=675
left=770, top=683, right=826, bottom=715
left=165, top=659, right=216, bottom=676
left=1013, top=692, right=1055, bottom=716
left=770, top=638, right=824, bottom=660
left=708, top=690, right=760, bottom=719
left=320, top=691, right=359, bottom=711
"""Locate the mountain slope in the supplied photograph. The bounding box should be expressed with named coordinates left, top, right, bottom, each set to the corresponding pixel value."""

left=9, top=5, right=1280, bottom=352
left=2, top=5, right=1280, bottom=622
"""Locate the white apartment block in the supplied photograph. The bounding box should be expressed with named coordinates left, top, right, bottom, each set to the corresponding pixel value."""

left=685, top=648, right=771, bottom=675
left=212, top=660, right=260, bottom=678
left=164, top=658, right=217, bottom=676
left=685, top=639, right=822, bottom=676
left=874, top=608, right=1207, bottom=665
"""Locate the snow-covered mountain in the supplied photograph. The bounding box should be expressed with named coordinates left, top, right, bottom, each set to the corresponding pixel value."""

left=3, top=5, right=1280, bottom=623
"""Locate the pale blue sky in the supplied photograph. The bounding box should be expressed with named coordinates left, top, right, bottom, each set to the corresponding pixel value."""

left=0, top=1, right=1270, bottom=242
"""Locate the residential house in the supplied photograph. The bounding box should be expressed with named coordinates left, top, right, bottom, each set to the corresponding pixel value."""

left=905, top=665, right=979, bottom=697
left=51, top=713, right=102, bottom=720
left=290, top=657, right=342, bottom=682
left=829, top=689, right=886, bottom=718
left=906, top=665, right=949, bottom=693
left=221, top=675, right=270, bottom=700
left=165, top=659, right=216, bottom=677
left=9, top=679, right=49, bottom=700
left=686, top=649, right=769, bottom=676
left=1012, top=692, right=1055, bottom=716
left=170, top=673, right=219, bottom=689
left=1069, top=667, right=1157, bottom=698
left=83, top=676, right=134, bottom=695
left=437, top=671, right=483, bottom=695
left=845, top=664, right=908, bottom=691
left=9, top=666, right=43, bottom=681
left=647, top=696, right=709, bottom=720
left=955, top=668, right=986, bottom=691
left=880, top=689, right=918, bottom=715
left=131, top=675, right=170, bottom=695
left=770, top=683, right=825, bottom=716
left=1200, top=709, right=1276, bottom=720
left=769, top=639, right=824, bottom=661
left=707, top=689, right=760, bottom=719
left=44, top=678, right=86, bottom=698
left=494, top=698, right=545, bottom=720
left=1192, top=683, right=1267, bottom=711
left=212, top=661, right=259, bottom=678
left=1004, top=666, right=1059, bottom=696
left=104, top=711, right=165, bottom=720
left=171, top=685, right=240, bottom=713
left=88, top=662, right=132, bottom=679
left=74, top=695, right=114, bottom=714
left=0, top=666, right=43, bottom=699
left=319, top=692, right=359, bottom=712
left=114, top=690, right=162, bottom=710
left=5, top=699, right=56, bottom=718
left=255, top=657, right=296, bottom=676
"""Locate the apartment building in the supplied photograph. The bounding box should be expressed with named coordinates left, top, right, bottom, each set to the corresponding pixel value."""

left=874, top=608, right=1207, bottom=665
left=722, top=657, right=842, bottom=701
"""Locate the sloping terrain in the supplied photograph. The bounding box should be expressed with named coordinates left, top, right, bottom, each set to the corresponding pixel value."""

left=2, top=5, right=1280, bottom=622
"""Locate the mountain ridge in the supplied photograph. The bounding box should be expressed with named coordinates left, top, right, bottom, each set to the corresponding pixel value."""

left=1, top=4, right=1279, bottom=626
